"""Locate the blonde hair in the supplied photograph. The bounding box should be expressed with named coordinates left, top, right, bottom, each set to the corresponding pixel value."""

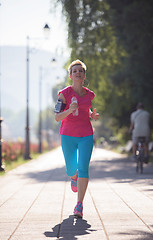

left=68, top=59, right=87, bottom=74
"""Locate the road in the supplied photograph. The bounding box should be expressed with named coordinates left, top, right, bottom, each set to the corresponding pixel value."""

left=0, top=147, right=153, bottom=240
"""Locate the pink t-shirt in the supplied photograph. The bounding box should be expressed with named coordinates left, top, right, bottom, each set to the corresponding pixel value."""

left=59, top=86, right=95, bottom=137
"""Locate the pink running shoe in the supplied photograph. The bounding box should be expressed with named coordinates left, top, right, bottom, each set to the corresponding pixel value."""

left=71, top=171, right=78, bottom=192
left=74, top=202, right=83, bottom=218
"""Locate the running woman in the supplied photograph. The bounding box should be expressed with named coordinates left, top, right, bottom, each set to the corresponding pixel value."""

left=54, top=59, right=99, bottom=218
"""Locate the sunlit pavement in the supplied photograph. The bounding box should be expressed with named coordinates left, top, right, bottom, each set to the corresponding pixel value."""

left=0, top=147, right=153, bottom=240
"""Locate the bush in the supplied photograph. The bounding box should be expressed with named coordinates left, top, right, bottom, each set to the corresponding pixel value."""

left=2, top=141, right=45, bottom=163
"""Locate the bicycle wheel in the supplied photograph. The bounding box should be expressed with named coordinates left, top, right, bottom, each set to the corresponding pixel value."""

left=140, top=150, right=144, bottom=174
left=140, top=158, right=143, bottom=174
left=136, top=156, right=139, bottom=173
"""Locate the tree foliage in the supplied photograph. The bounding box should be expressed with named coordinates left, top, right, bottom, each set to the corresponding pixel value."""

left=107, top=0, right=153, bottom=123
left=54, top=0, right=153, bottom=139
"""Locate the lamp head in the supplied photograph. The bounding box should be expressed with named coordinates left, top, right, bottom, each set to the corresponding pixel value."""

left=43, top=24, right=50, bottom=38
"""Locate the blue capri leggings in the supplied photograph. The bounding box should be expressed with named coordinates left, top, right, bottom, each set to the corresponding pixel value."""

left=61, top=135, right=93, bottom=178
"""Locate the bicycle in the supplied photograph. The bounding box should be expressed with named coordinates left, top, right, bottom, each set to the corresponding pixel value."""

left=136, top=137, right=146, bottom=174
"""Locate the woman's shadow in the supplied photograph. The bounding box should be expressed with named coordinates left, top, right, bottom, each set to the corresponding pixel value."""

left=44, top=215, right=96, bottom=240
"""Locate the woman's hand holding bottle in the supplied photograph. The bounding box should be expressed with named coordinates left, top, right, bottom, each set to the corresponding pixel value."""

left=69, top=97, right=78, bottom=116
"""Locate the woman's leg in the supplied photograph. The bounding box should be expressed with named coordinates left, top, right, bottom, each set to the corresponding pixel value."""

left=77, top=135, right=93, bottom=203
left=61, top=135, right=78, bottom=177
left=77, top=178, right=89, bottom=203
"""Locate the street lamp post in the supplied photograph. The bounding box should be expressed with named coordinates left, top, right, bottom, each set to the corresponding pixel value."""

left=0, top=71, right=4, bottom=171
left=46, top=104, right=50, bottom=150
left=24, top=24, right=50, bottom=159
left=0, top=117, right=4, bottom=171
left=38, top=58, right=56, bottom=152
left=38, top=66, right=42, bottom=153
left=24, top=36, right=31, bottom=159
left=0, top=2, right=5, bottom=171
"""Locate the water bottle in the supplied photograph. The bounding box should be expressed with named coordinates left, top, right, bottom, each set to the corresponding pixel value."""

left=71, top=96, right=78, bottom=116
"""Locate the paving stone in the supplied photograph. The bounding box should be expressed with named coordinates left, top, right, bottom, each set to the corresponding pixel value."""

left=0, top=147, right=153, bottom=239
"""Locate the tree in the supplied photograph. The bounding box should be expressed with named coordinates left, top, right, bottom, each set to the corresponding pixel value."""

left=108, top=0, right=153, bottom=120
left=52, top=0, right=153, bottom=141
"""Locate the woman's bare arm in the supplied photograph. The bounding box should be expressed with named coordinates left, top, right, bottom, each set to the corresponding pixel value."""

left=55, top=93, right=78, bottom=122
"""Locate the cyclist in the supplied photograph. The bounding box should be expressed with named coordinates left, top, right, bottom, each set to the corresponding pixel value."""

left=129, top=102, right=150, bottom=163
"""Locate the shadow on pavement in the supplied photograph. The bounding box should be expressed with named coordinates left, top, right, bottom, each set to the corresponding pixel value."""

left=90, top=157, right=153, bottom=183
left=44, top=215, right=96, bottom=240
left=23, top=156, right=153, bottom=184
left=118, top=229, right=153, bottom=240
left=24, top=165, right=68, bottom=183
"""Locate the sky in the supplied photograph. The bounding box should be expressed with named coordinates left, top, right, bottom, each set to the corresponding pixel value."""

left=0, top=0, right=69, bottom=55
left=0, top=0, right=69, bottom=113
left=0, top=0, right=70, bottom=140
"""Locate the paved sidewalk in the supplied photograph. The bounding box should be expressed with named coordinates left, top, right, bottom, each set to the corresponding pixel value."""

left=0, top=147, right=153, bottom=240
